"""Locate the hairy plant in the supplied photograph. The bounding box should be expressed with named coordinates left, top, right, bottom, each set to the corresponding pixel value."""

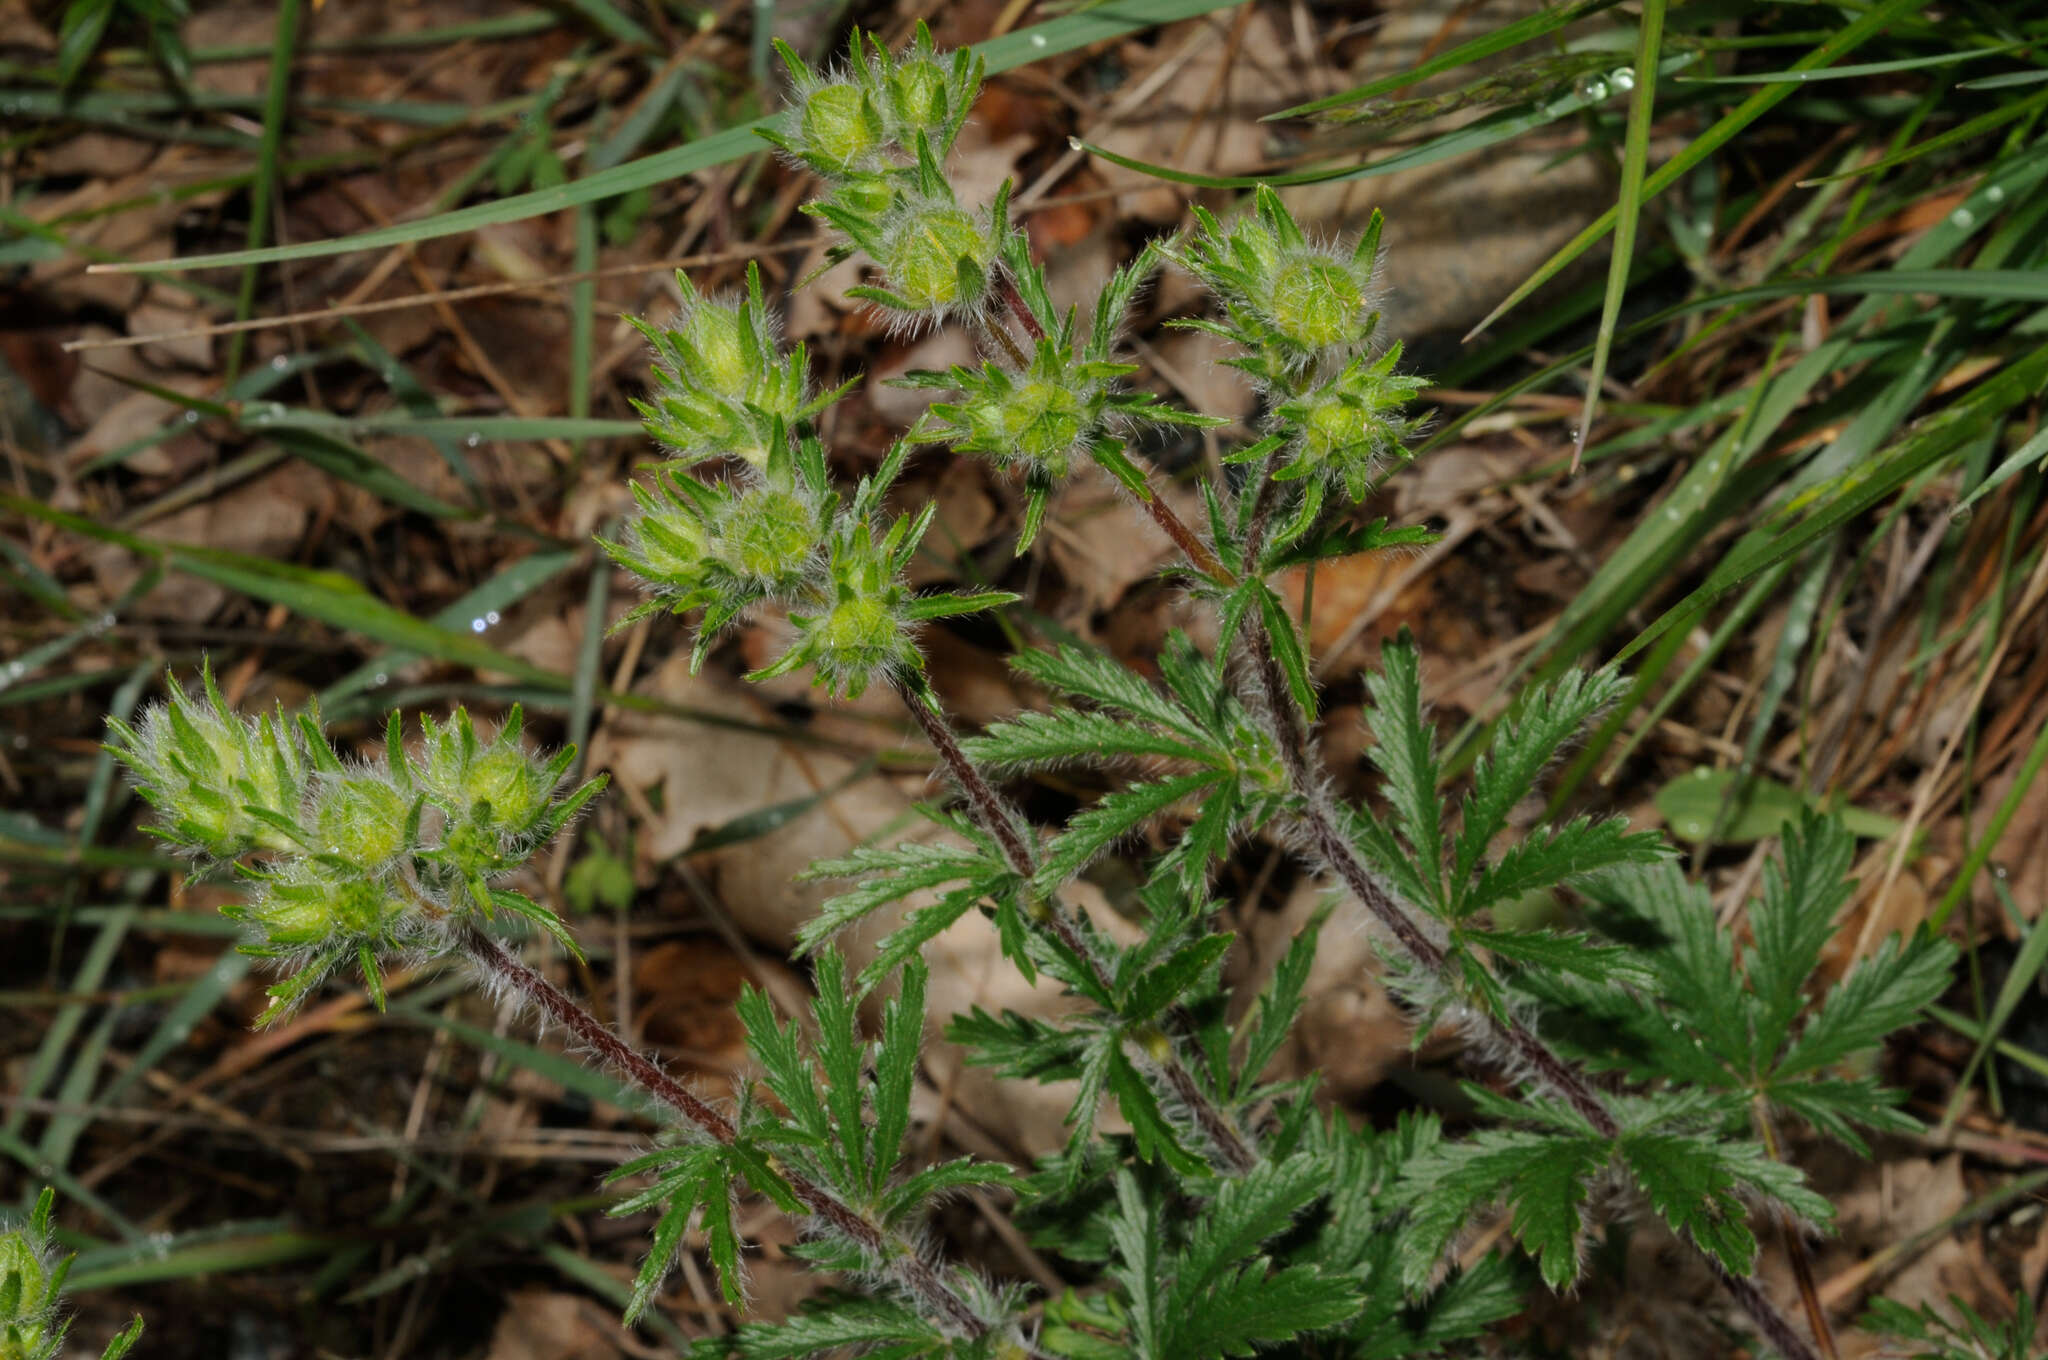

left=99, top=23, right=1965, bottom=1360
left=1, top=1189, right=142, bottom=1360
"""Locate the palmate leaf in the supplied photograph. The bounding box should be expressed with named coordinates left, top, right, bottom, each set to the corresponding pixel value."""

left=947, top=1006, right=1089, bottom=1082
left=1617, top=1126, right=1834, bottom=1274
left=1172, top=1154, right=1331, bottom=1292
left=1150, top=780, right=1246, bottom=896
left=1400, top=1126, right=1608, bottom=1291
left=855, top=885, right=987, bottom=997
left=1454, top=666, right=1630, bottom=890
left=1104, top=1161, right=1360, bottom=1360
left=964, top=707, right=1222, bottom=771
left=706, top=1294, right=948, bottom=1359
left=608, top=1142, right=746, bottom=1313
left=796, top=833, right=1011, bottom=959
left=1119, top=933, right=1233, bottom=1023
left=1764, top=1077, right=1919, bottom=1157
left=1464, top=926, right=1657, bottom=990
left=1572, top=817, right=1955, bottom=1147
left=1165, top=1262, right=1360, bottom=1359
left=1579, top=861, right=1753, bottom=1072
left=1008, top=644, right=1216, bottom=748
left=1235, top=908, right=1323, bottom=1099
left=1107, top=1172, right=1166, bottom=1360
left=1747, top=813, right=1857, bottom=1044
left=1778, top=926, right=1956, bottom=1078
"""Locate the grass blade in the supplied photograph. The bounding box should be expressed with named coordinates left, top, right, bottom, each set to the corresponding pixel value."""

left=1573, top=0, right=1666, bottom=471
left=94, top=0, right=1251, bottom=275
left=1463, top=0, right=1931, bottom=342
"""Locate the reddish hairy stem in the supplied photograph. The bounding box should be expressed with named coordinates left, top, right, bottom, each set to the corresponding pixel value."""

left=461, top=927, right=991, bottom=1339
left=891, top=675, right=1259, bottom=1176
left=1214, top=454, right=1819, bottom=1360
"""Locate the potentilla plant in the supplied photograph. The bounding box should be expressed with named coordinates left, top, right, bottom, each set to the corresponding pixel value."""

left=1, top=1189, right=142, bottom=1360
left=102, top=23, right=1962, bottom=1360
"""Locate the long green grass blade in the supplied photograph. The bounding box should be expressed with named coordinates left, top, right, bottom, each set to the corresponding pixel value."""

left=1800, top=84, right=2048, bottom=186
left=1675, top=42, right=2021, bottom=83
left=1270, top=0, right=1624, bottom=119
left=97, top=0, right=1250, bottom=275
left=1574, top=0, right=1666, bottom=470
left=1464, top=0, right=1931, bottom=341
left=1615, top=338, right=2048, bottom=664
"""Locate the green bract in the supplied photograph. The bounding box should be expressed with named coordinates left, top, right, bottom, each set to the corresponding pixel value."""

left=762, top=21, right=983, bottom=173
left=629, top=262, right=847, bottom=468
left=877, top=197, right=993, bottom=312
left=1176, top=185, right=1387, bottom=379
left=1270, top=344, right=1432, bottom=501
left=895, top=243, right=1224, bottom=547
left=743, top=451, right=1017, bottom=699
left=104, top=662, right=307, bottom=859
left=796, top=82, right=885, bottom=175
left=0, top=1190, right=141, bottom=1360
left=0, top=1222, right=54, bottom=1360
left=108, top=692, right=603, bottom=1023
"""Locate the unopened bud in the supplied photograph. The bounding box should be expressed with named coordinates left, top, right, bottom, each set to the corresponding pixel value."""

left=799, top=83, right=884, bottom=173
left=880, top=202, right=991, bottom=311
left=316, top=777, right=409, bottom=866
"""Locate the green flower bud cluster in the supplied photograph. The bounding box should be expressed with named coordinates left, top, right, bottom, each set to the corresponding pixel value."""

left=103, top=663, right=308, bottom=861
left=107, top=684, right=603, bottom=1024
left=762, top=22, right=981, bottom=178
left=1176, top=186, right=1388, bottom=382
left=600, top=464, right=830, bottom=665
left=769, top=23, right=1005, bottom=332
left=810, top=160, right=1007, bottom=333
left=609, top=429, right=1017, bottom=699
left=630, top=262, right=851, bottom=469
left=895, top=244, right=1225, bottom=548
left=1269, top=343, right=1431, bottom=501
left=2, top=1190, right=141, bottom=1360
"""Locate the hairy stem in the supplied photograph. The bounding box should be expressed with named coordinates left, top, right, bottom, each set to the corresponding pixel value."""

left=891, top=673, right=1260, bottom=1176
left=1195, top=455, right=1820, bottom=1360
left=462, top=927, right=991, bottom=1339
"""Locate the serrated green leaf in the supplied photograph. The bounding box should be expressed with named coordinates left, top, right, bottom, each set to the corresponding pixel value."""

left=1362, top=638, right=1446, bottom=909
left=1403, top=1129, right=1607, bottom=1292
left=1455, top=667, right=1629, bottom=891
left=1778, top=928, right=1956, bottom=1078
left=1461, top=815, right=1669, bottom=919
left=1123, top=933, right=1233, bottom=1022
left=1034, top=772, right=1222, bottom=892
left=965, top=708, right=1223, bottom=772
left=1463, top=927, right=1657, bottom=990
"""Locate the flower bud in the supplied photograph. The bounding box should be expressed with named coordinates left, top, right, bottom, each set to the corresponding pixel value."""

left=1270, top=255, right=1367, bottom=350
left=968, top=378, right=1085, bottom=474
left=250, top=864, right=412, bottom=949
left=107, top=678, right=306, bottom=861
left=817, top=594, right=904, bottom=679
left=1179, top=187, right=1388, bottom=378
left=798, top=82, right=885, bottom=173
left=0, top=1227, right=51, bottom=1332
left=879, top=200, right=992, bottom=313
left=681, top=300, right=755, bottom=397
left=1273, top=344, right=1429, bottom=500
left=614, top=500, right=710, bottom=591
left=315, top=776, right=410, bottom=865
left=887, top=58, right=948, bottom=134
left=717, top=486, right=821, bottom=593
left=465, top=745, right=542, bottom=826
